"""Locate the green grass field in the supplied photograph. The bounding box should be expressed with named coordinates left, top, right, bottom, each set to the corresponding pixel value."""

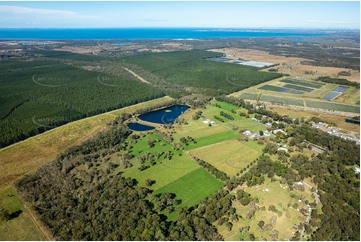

left=213, top=100, right=243, bottom=112
left=258, top=84, right=304, bottom=94
left=190, top=140, right=263, bottom=176
left=127, top=133, right=179, bottom=158
left=240, top=93, right=305, bottom=107
left=0, top=187, right=45, bottom=241
left=183, top=131, right=240, bottom=150
left=283, top=84, right=314, bottom=92
left=122, top=153, right=200, bottom=190
left=173, top=112, right=231, bottom=140
left=239, top=93, right=258, bottom=100
left=155, top=168, right=223, bottom=207
left=225, top=119, right=265, bottom=133
left=280, top=78, right=325, bottom=88
left=305, top=100, right=359, bottom=113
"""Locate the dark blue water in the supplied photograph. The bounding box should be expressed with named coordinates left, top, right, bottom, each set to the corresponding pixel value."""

left=0, top=28, right=326, bottom=40
left=138, top=105, right=189, bottom=124
left=324, top=91, right=340, bottom=100
left=127, top=122, right=155, bottom=131
left=345, top=119, right=360, bottom=125
left=324, top=86, right=349, bottom=100
left=334, top=86, right=349, bottom=92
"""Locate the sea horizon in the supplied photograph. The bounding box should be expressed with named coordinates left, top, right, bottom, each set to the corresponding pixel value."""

left=0, top=27, right=342, bottom=40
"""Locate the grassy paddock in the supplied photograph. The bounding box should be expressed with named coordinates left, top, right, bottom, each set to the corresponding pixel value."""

left=122, top=153, right=200, bottom=191
left=305, top=100, right=359, bottom=113
left=184, top=131, right=240, bottom=150
left=280, top=78, right=325, bottom=88
left=239, top=93, right=305, bottom=107
left=190, top=140, right=263, bottom=176
left=155, top=168, right=223, bottom=207
left=0, top=187, right=45, bottom=241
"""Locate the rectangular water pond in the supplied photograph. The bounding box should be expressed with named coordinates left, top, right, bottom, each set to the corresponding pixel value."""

left=323, top=86, right=349, bottom=100
left=283, top=84, right=314, bottom=92
left=259, top=85, right=304, bottom=94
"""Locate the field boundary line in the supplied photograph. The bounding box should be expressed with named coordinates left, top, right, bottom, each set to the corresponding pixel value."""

left=187, top=138, right=237, bottom=152
left=14, top=193, right=53, bottom=241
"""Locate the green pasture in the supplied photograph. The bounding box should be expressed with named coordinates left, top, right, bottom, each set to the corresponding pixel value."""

left=190, top=140, right=263, bottom=176
left=155, top=168, right=223, bottom=207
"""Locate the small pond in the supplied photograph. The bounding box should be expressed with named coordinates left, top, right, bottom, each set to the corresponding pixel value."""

left=138, top=105, right=189, bottom=124
left=324, top=86, right=349, bottom=100
left=323, top=91, right=341, bottom=101
left=127, top=122, right=155, bottom=131
left=334, top=86, right=349, bottom=93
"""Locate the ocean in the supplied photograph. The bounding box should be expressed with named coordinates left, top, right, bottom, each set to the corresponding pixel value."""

left=0, top=28, right=327, bottom=40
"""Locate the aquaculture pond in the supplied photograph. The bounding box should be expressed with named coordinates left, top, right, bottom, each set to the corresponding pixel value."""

left=138, top=105, right=189, bottom=124
left=128, top=122, right=155, bottom=131
left=324, top=86, right=349, bottom=101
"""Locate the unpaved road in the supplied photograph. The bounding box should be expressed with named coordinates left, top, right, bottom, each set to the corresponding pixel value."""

left=123, top=67, right=150, bottom=84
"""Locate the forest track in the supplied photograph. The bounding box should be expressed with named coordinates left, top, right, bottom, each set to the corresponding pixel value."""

left=122, top=67, right=150, bottom=84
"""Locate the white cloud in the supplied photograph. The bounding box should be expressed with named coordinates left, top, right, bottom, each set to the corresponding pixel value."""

left=0, top=5, right=98, bottom=19
left=306, top=19, right=358, bottom=25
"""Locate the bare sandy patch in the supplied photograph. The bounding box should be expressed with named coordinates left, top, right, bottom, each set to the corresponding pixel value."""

left=210, top=48, right=360, bottom=83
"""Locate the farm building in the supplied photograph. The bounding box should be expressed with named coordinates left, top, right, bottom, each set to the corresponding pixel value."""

left=277, top=147, right=288, bottom=152
left=273, top=129, right=287, bottom=135
left=243, top=130, right=252, bottom=136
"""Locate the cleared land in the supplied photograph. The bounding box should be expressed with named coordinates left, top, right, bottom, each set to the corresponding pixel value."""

left=239, top=93, right=305, bottom=107
left=283, top=84, right=314, bottom=92
left=183, top=131, right=240, bottom=150
left=305, top=100, right=360, bottom=113
left=210, top=48, right=360, bottom=83
left=258, top=84, right=304, bottom=94
left=190, top=140, right=263, bottom=177
left=280, top=78, right=324, bottom=89
left=216, top=178, right=316, bottom=241
left=155, top=168, right=223, bottom=207
left=0, top=187, right=45, bottom=241
left=270, top=107, right=360, bottom=133
left=238, top=91, right=359, bottom=113
left=122, top=154, right=200, bottom=191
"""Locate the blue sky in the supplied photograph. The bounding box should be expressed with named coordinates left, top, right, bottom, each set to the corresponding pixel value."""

left=0, top=1, right=359, bottom=28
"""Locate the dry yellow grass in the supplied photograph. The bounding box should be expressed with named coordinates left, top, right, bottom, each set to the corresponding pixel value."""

left=270, top=107, right=360, bottom=133
left=217, top=178, right=315, bottom=241
left=0, top=96, right=174, bottom=191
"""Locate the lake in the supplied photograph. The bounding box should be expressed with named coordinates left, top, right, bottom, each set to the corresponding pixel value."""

left=138, top=105, right=189, bottom=124
left=127, top=122, right=155, bottom=131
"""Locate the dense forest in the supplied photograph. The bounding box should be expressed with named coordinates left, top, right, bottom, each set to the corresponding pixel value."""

left=124, top=50, right=282, bottom=95
left=0, top=59, right=164, bottom=148
left=0, top=49, right=281, bottom=148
